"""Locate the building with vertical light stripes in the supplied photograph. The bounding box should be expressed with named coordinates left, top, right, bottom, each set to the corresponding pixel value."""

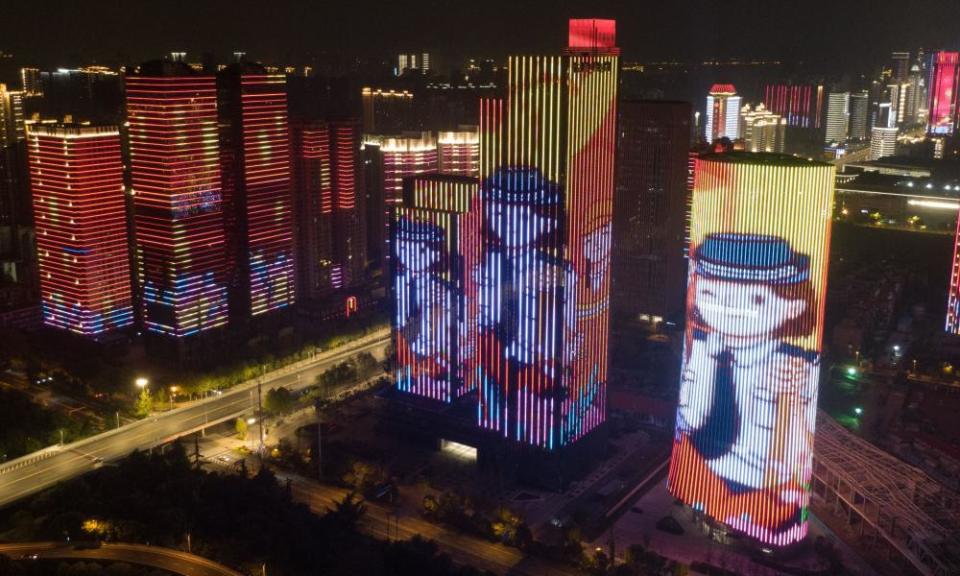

left=393, top=174, right=478, bottom=402
left=927, top=51, right=959, bottom=136
left=28, top=125, right=133, bottom=337
left=293, top=119, right=366, bottom=307
left=669, top=153, right=835, bottom=546
left=705, top=84, right=741, bottom=144
left=470, top=17, right=618, bottom=467
left=438, top=128, right=480, bottom=176
left=217, top=63, right=295, bottom=321
left=126, top=61, right=229, bottom=338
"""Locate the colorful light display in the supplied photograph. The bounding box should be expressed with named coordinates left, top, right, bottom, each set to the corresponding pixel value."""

left=470, top=19, right=618, bottom=449
left=438, top=129, right=480, bottom=176
left=763, top=84, right=824, bottom=129
left=927, top=51, right=960, bottom=136
left=126, top=68, right=229, bottom=337
left=393, top=174, right=478, bottom=402
left=28, top=125, right=133, bottom=337
left=219, top=70, right=296, bottom=317
left=668, top=153, right=835, bottom=546
left=705, top=84, right=741, bottom=144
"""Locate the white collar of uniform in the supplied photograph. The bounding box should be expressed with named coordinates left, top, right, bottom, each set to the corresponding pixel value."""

left=704, top=331, right=779, bottom=368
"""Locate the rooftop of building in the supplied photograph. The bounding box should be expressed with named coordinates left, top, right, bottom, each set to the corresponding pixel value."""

left=700, top=151, right=830, bottom=167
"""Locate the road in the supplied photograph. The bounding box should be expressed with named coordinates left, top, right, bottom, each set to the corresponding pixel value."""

left=282, top=473, right=583, bottom=576
left=0, top=330, right=390, bottom=509
left=0, top=542, right=241, bottom=576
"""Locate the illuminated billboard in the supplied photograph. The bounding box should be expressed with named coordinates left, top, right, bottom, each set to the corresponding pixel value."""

left=393, top=175, right=478, bottom=402
left=928, top=51, right=959, bottom=136
left=472, top=20, right=618, bottom=449
left=668, top=153, right=835, bottom=546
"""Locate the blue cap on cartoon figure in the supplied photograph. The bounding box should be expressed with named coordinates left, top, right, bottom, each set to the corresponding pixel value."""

left=484, top=167, right=562, bottom=205
left=693, top=233, right=810, bottom=285
left=396, top=216, right=445, bottom=244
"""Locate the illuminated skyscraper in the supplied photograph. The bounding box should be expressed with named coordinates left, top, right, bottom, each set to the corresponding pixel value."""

left=217, top=63, right=296, bottom=319
left=293, top=119, right=366, bottom=304
left=739, top=103, right=786, bottom=153
left=125, top=61, right=229, bottom=337
left=472, top=18, right=618, bottom=455
left=27, top=125, right=133, bottom=337
left=393, top=174, right=478, bottom=402
left=705, top=84, right=741, bottom=144
left=361, top=87, right=415, bottom=133
left=438, top=128, right=480, bottom=176
left=763, top=83, right=824, bottom=129
left=0, top=83, right=31, bottom=303
left=824, top=91, right=850, bottom=143
left=869, top=126, right=898, bottom=160
left=397, top=52, right=431, bottom=76
left=891, top=51, right=911, bottom=83
left=927, top=51, right=959, bottom=136
left=19, top=68, right=41, bottom=97
left=669, top=153, right=834, bottom=547
left=849, top=91, right=869, bottom=140
left=613, top=100, right=690, bottom=326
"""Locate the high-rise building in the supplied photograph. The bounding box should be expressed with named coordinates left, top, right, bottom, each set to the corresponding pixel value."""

left=669, top=153, right=835, bottom=547
left=362, top=132, right=438, bottom=274
left=613, top=100, right=690, bottom=326
left=361, top=87, right=415, bottom=133
left=891, top=51, right=911, bottom=83
left=19, top=68, right=41, bottom=96
left=217, top=64, right=296, bottom=320
left=27, top=125, right=133, bottom=337
left=125, top=61, right=229, bottom=337
left=849, top=91, right=870, bottom=140
left=293, top=119, right=366, bottom=304
left=393, top=174, right=478, bottom=402
left=0, top=84, right=25, bottom=147
left=869, top=126, right=898, bottom=160
left=0, top=83, right=32, bottom=304
left=739, top=103, right=786, bottom=153
left=33, top=67, right=123, bottom=124
left=397, top=52, right=431, bottom=76
left=437, top=128, right=480, bottom=176
left=824, top=91, right=850, bottom=143
left=927, top=51, right=959, bottom=136
left=705, top=84, right=741, bottom=144
left=762, top=83, right=824, bottom=129
left=471, top=18, right=618, bottom=454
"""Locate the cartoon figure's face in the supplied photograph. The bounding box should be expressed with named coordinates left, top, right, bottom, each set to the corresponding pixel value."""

left=694, top=276, right=805, bottom=338
left=486, top=201, right=556, bottom=249
left=397, top=238, right=440, bottom=274
left=584, top=222, right=612, bottom=266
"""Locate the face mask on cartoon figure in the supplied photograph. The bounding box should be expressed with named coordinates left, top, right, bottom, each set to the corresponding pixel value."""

left=695, top=277, right=806, bottom=339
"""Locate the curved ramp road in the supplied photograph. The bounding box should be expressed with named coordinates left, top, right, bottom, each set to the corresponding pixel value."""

left=0, top=330, right=390, bottom=509
left=0, top=542, right=241, bottom=576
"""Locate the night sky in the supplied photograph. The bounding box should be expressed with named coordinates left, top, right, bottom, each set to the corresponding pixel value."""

left=3, top=0, right=960, bottom=71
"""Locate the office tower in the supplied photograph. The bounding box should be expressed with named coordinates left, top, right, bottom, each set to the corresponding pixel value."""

left=27, top=125, right=133, bottom=337
left=217, top=64, right=296, bottom=320
left=0, top=83, right=30, bottom=300
left=927, top=51, right=960, bottom=136
left=393, top=174, right=478, bottom=401
left=739, top=103, right=786, bottom=153
left=34, top=67, right=123, bottom=124
left=705, top=84, right=741, bottom=143
left=471, top=18, right=618, bottom=453
left=397, top=52, right=431, bottom=76
left=437, top=128, right=480, bottom=176
left=20, top=68, right=41, bottom=96
left=891, top=51, right=911, bottom=83
left=849, top=91, right=869, bottom=140
left=763, top=83, right=824, bottom=129
left=669, top=153, right=835, bottom=547
left=0, top=85, right=25, bottom=147
left=903, top=65, right=924, bottom=125
left=613, top=100, right=690, bottom=326
left=293, top=119, right=366, bottom=304
left=125, top=61, right=229, bottom=337
left=824, top=92, right=850, bottom=143
left=361, top=87, right=415, bottom=133
left=869, top=126, right=898, bottom=160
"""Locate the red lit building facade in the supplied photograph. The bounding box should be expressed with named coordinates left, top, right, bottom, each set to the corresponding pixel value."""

left=125, top=63, right=229, bottom=337
left=217, top=65, right=296, bottom=320
left=28, top=125, right=133, bottom=337
left=927, top=51, right=960, bottom=136
left=762, top=84, right=825, bottom=129
left=293, top=119, right=366, bottom=304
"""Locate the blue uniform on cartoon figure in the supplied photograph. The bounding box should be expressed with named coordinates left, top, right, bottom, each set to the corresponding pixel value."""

left=676, top=233, right=819, bottom=532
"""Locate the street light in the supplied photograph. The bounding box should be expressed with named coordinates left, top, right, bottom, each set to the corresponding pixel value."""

left=135, top=377, right=149, bottom=389
left=846, top=367, right=858, bottom=377
left=854, top=407, right=863, bottom=416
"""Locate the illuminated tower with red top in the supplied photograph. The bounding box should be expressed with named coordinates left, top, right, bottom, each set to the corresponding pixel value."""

left=126, top=61, right=229, bottom=337
left=472, top=18, right=618, bottom=461
left=28, top=125, right=133, bottom=337
left=217, top=63, right=296, bottom=320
